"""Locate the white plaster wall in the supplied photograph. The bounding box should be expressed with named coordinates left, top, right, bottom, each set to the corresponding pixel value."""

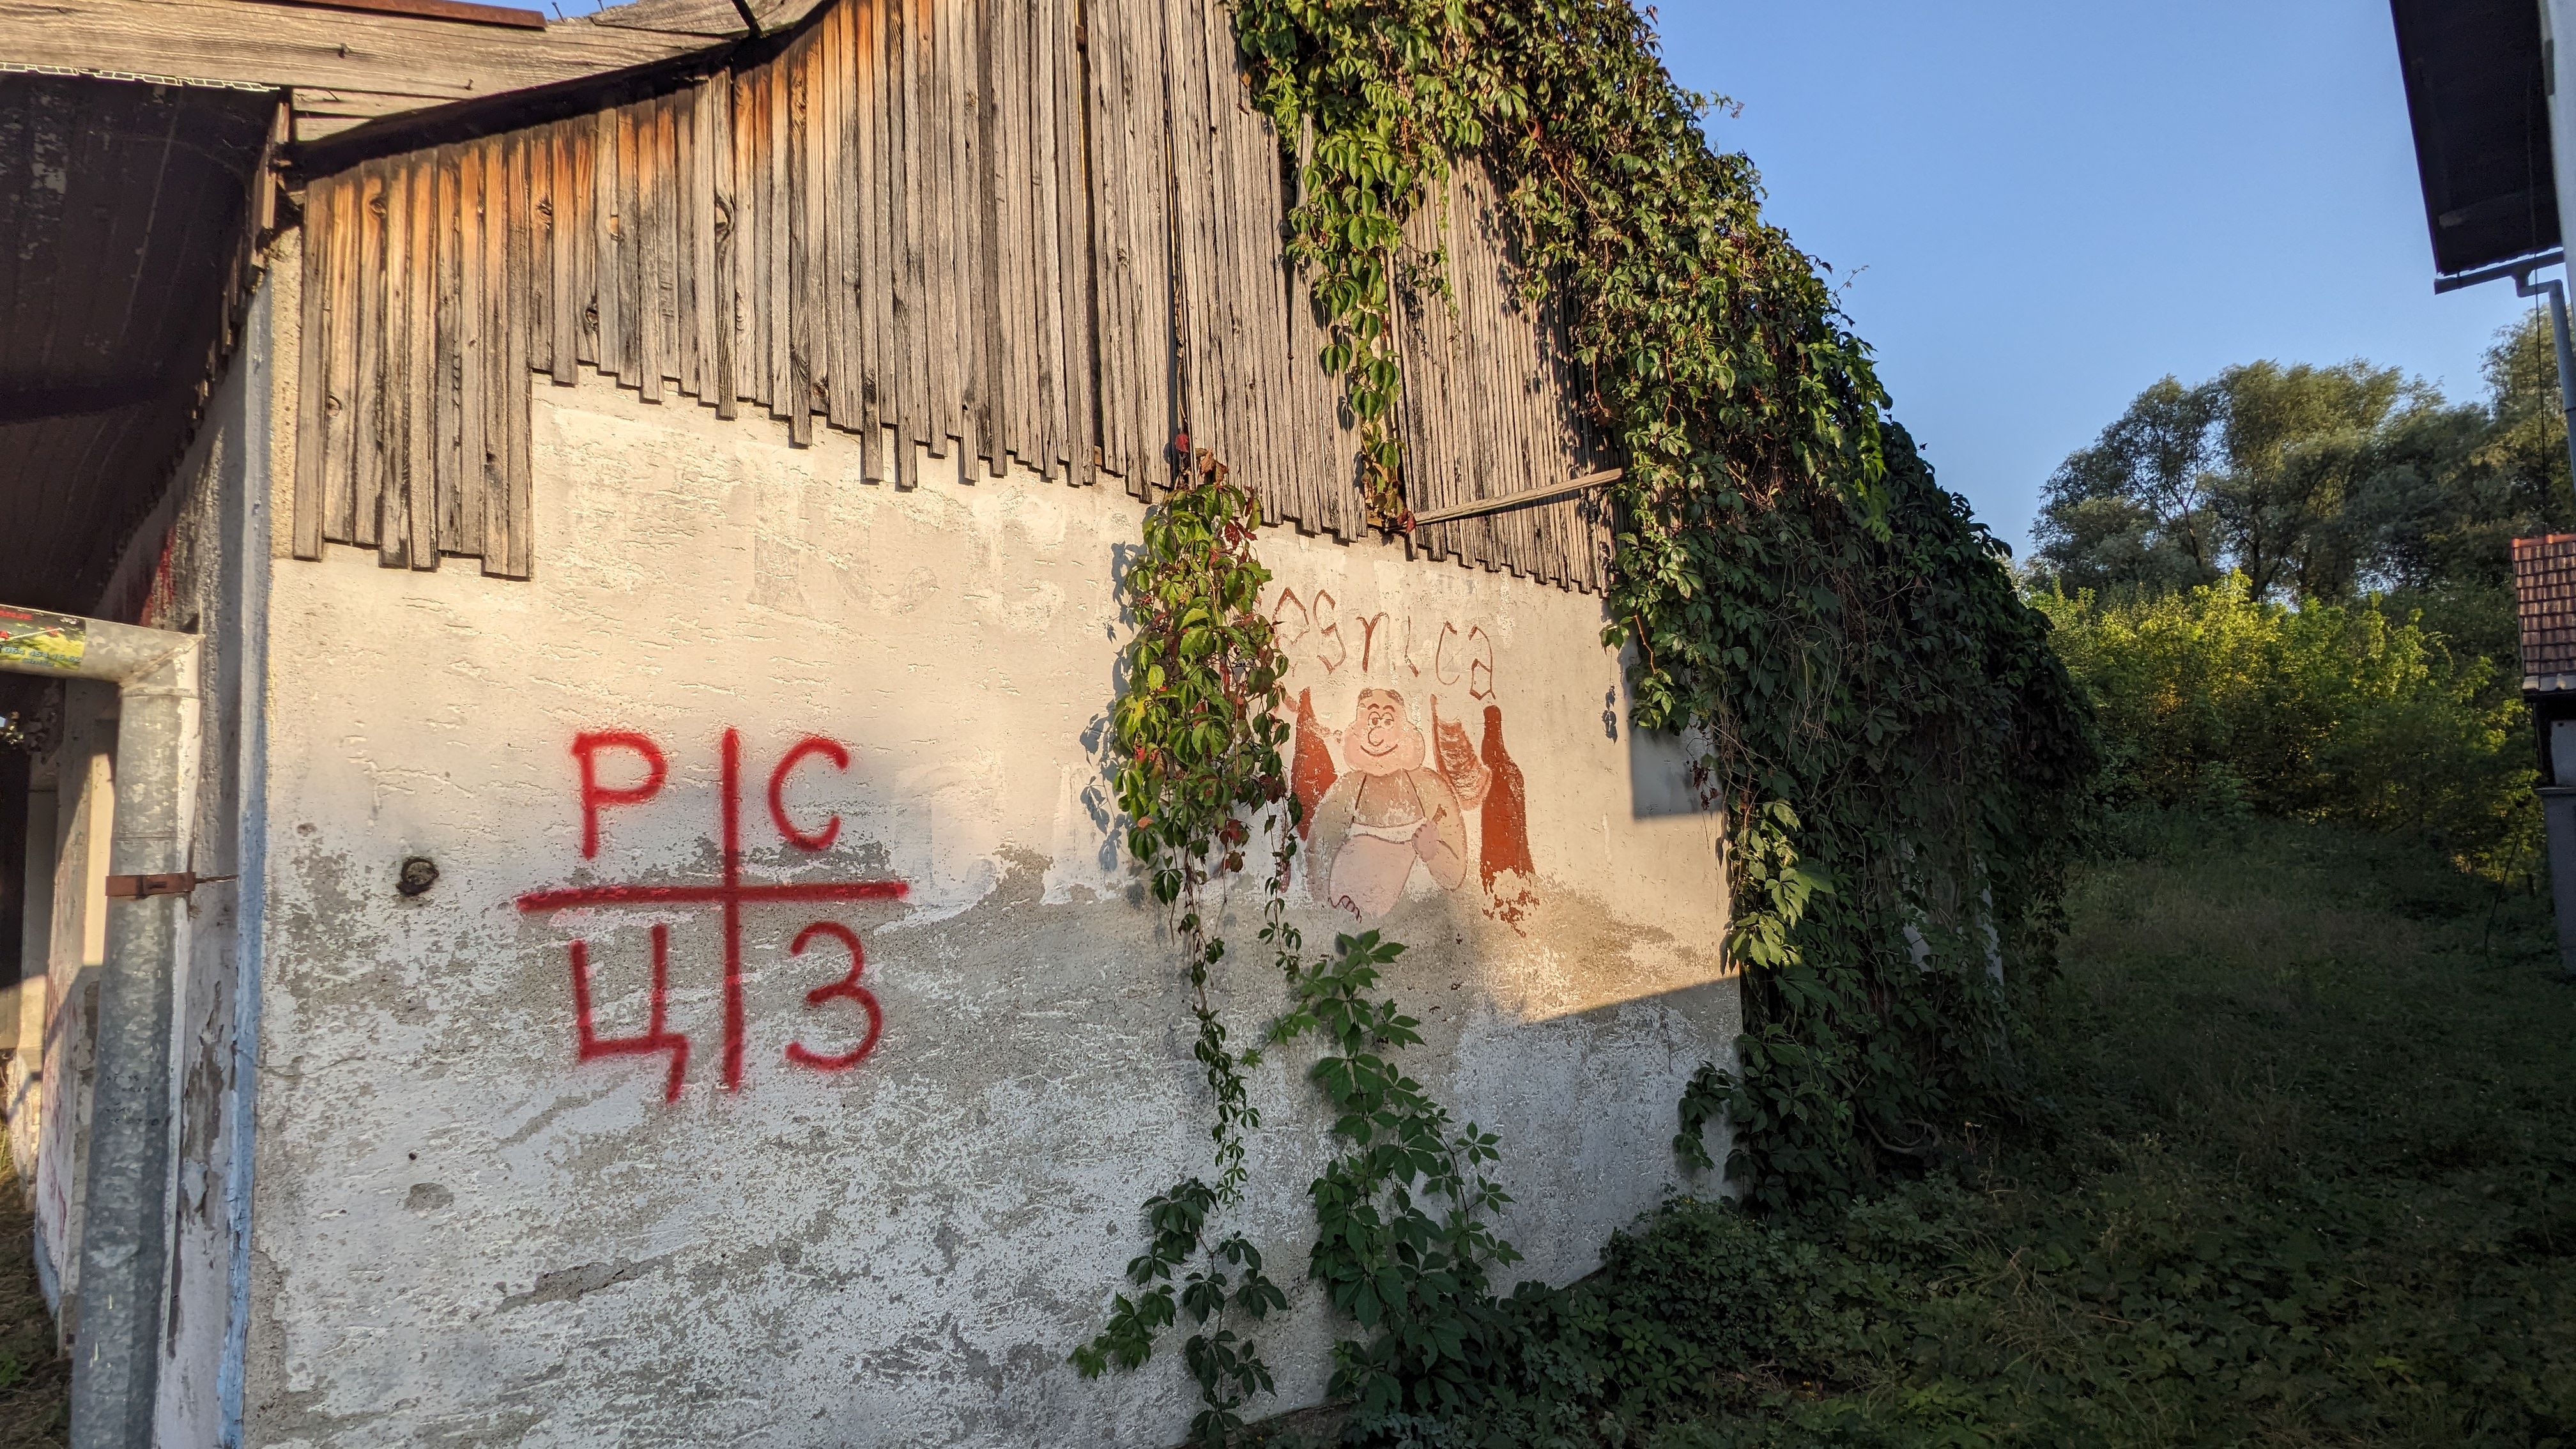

left=245, top=371, right=1735, bottom=1448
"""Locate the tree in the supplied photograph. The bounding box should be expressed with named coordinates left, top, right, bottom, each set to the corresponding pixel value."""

left=2036, top=355, right=2503, bottom=604
left=2031, top=376, right=2224, bottom=596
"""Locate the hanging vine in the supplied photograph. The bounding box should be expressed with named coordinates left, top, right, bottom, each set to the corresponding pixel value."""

left=1074, top=449, right=1526, bottom=1442
left=1081, top=0, right=2095, bottom=1440
left=1071, top=448, right=1298, bottom=1445
left=1230, top=0, right=2095, bottom=1220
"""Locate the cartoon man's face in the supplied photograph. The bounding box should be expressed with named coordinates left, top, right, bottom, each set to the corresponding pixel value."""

left=1343, top=688, right=1424, bottom=776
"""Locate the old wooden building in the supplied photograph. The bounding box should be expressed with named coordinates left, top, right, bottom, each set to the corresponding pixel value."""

left=0, top=1, right=1724, bottom=1444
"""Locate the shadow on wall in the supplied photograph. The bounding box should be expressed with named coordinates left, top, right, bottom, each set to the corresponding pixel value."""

left=1584, top=659, right=1705, bottom=821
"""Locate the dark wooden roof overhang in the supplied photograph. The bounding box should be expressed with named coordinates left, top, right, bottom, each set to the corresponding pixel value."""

left=0, top=70, right=280, bottom=614
left=0, top=0, right=829, bottom=146
left=2390, top=0, right=2562, bottom=284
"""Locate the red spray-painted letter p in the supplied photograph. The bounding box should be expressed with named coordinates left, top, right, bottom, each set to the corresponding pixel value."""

left=572, top=731, right=668, bottom=859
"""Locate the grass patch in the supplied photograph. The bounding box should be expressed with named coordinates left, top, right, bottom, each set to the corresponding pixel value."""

left=1396, top=820, right=2576, bottom=1447
left=0, top=1103, right=66, bottom=1448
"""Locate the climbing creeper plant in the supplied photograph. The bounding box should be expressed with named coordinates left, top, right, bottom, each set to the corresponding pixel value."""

left=1073, top=448, right=1298, bottom=1445
left=1076, top=449, right=1525, bottom=1443
left=1083, top=0, right=2094, bottom=1438
left=1231, top=0, right=2097, bottom=1218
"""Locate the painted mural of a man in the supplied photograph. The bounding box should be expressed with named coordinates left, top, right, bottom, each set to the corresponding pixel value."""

left=1308, top=687, right=1468, bottom=919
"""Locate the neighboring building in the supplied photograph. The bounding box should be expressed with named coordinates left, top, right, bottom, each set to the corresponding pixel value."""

left=2393, top=0, right=2576, bottom=976
left=0, top=2, right=1732, bottom=1443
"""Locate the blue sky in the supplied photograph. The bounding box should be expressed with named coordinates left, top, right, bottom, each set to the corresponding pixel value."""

left=1652, top=0, right=2536, bottom=554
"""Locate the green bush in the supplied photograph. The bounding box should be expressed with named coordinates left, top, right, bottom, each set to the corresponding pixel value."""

left=2032, top=579, right=2536, bottom=878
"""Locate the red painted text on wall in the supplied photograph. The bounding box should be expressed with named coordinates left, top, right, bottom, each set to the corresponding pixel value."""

left=518, top=728, right=908, bottom=1102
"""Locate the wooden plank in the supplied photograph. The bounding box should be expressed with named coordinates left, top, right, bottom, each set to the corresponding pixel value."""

left=1015, top=0, right=1046, bottom=475
left=592, top=107, right=623, bottom=381
left=323, top=169, right=364, bottom=541
left=250, top=0, right=547, bottom=33
left=675, top=85, right=702, bottom=397
left=925, top=0, right=961, bottom=458
left=1009, top=0, right=1040, bottom=474
left=457, top=141, right=488, bottom=558
left=744, top=0, right=831, bottom=34
left=952, top=0, right=981, bottom=464
left=342, top=167, right=382, bottom=544
left=974, top=0, right=1009, bottom=475
left=765, top=58, right=790, bottom=419
left=521, top=123, right=551, bottom=378
left=821, top=3, right=859, bottom=431
left=358, top=162, right=394, bottom=551
left=293, top=114, right=373, bottom=144
left=1056, top=0, right=1094, bottom=485
left=653, top=97, right=679, bottom=401
left=786, top=41, right=816, bottom=445
left=854, top=0, right=888, bottom=479
left=620, top=102, right=650, bottom=395
left=371, top=160, right=404, bottom=549
left=1208, top=0, right=1259, bottom=497
left=974, top=0, right=1002, bottom=475
left=732, top=68, right=763, bottom=411
left=1220, top=15, right=1282, bottom=522
left=670, top=95, right=690, bottom=394
left=811, top=8, right=841, bottom=427
left=659, top=95, right=684, bottom=397
left=291, top=176, right=331, bottom=560
left=536, top=125, right=565, bottom=383
left=893, top=0, right=930, bottom=454
left=589, top=0, right=748, bottom=38
left=1080, top=0, right=1124, bottom=482
left=432, top=147, right=464, bottom=556
left=0, top=0, right=721, bottom=114
left=406, top=151, right=439, bottom=568
left=1086, top=0, right=1148, bottom=490
left=710, top=69, right=738, bottom=419
left=496, top=126, right=535, bottom=579
left=1117, top=0, right=1162, bottom=493
left=480, top=135, right=512, bottom=548
left=1021, top=0, right=1056, bottom=476
left=376, top=159, right=409, bottom=560
left=1160, top=0, right=1202, bottom=459
left=570, top=116, right=599, bottom=369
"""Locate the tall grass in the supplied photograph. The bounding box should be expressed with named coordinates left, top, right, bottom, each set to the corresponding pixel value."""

left=0, top=1128, right=66, bottom=1448
left=1325, top=822, right=2576, bottom=1448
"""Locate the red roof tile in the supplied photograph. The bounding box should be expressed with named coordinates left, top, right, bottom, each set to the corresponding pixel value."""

left=2513, top=534, right=2576, bottom=679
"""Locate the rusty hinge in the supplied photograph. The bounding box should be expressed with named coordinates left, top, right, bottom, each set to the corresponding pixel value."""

left=105, top=871, right=236, bottom=900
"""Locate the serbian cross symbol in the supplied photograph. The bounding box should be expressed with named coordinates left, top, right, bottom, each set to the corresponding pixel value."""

left=516, top=728, right=910, bottom=1102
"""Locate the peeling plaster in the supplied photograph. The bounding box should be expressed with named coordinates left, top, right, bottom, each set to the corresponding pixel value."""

left=240, top=373, right=1737, bottom=1447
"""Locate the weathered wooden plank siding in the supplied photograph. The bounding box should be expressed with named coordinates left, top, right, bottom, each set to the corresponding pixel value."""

left=290, top=0, right=1606, bottom=589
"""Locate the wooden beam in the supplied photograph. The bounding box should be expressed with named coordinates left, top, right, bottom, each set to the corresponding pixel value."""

left=588, top=0, right=748, bottom=38
left=0, top=0, right=721, bottom=112
left=1408, top=468, right=1623, bottom=528
left=742, top=0, right=828, bottom=37
left=246, top=0, right=546, bottom=31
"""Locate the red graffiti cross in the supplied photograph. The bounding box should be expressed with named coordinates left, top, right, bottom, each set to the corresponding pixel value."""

left=516, top=728, right=908, bottom=1101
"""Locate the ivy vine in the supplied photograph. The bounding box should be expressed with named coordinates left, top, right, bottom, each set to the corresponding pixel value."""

left=1075, top=451, right=1524, bottom=1443
left=1230, top=0, right=2094, bottom=1220
left=1082, top=0, right=2094, bottom=1439
left=1073, top=448, right=1299, bottom=1444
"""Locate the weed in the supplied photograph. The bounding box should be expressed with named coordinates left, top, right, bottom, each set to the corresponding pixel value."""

left=0, top=1102, right=66, bottom=1448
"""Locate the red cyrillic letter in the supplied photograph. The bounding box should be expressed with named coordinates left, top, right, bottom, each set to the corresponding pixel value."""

left=571, top=731, right=668, bottom=859
left=767, top=735, right=850, bottom=853
left=784, top=920, right=882, bottom=1071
